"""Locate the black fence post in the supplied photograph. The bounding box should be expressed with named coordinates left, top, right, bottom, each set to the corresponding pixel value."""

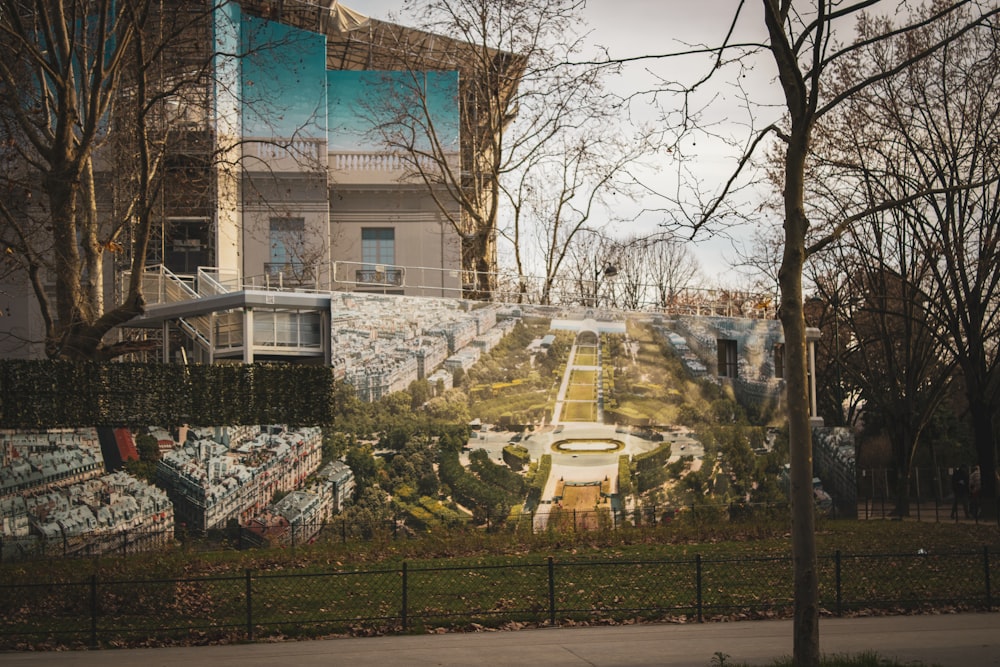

left=881, top=469, right=888, bottom=518
left=934, top=471, right=941, bottom=523
left=984, top=546, right=992, bottom=610
left=89, top=574, right=98, bottom=649
left=547, top=556, right=556, bottom=626
left=835, top=550, right=842, bottom=617
left=695, top=554, right=703, bottom=623
left=401, top=561, right=408, bottom=631
left=245, top=569, right=254, bottom=641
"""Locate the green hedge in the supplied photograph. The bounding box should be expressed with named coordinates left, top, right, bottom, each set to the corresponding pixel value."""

left=526, top=454, right=552, bottom=507
left=633, top=442, right=672, bottom=471
left=503, top=444, right=530, bottom=470
left=618, top=454, right=633, bottom=497
left=0, top=360, right=341, bottom=427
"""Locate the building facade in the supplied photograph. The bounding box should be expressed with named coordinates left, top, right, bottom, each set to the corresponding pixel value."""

left=155, top=425, right=323, bottom=531
left=1, top=1, right=523, bottom=360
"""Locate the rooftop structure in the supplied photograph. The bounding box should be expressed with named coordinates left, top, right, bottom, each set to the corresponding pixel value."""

left=156, top=425, right=322, bottom=531
left=4, top=471, right=173, bottom=559
left=0, top=429, right=105, bottom=498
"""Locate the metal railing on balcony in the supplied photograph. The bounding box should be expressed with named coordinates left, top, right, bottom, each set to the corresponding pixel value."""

left=134, top=263, right=781, bottom=323
left=354, top=267, right=404, bottom=287
left=263, top=262, right=317, bottom=289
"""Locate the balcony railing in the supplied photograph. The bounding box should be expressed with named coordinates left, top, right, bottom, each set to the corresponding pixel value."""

left=355, top=268, right=404, bottom=287
left=264, top=263, right=316, bottom=288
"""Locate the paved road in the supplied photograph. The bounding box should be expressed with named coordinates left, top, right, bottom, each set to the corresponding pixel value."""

left=3, top=613, right=997, bottom=667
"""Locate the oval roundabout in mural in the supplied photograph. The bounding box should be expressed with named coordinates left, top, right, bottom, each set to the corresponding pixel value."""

left=551, top=438, right=625, bottom=454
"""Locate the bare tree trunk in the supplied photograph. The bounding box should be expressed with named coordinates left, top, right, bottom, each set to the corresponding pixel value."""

left=968, top=394, right=998, bottom=519
left=81, top=159, right=103, bottom=320
left=777, top=154, right=820, bottom=666
left=44, top=168, right=87, bottom=345
left=765, top=0, right=820, bottom=659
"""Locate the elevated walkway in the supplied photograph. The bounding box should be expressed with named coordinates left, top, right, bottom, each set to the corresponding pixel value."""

left=127, top=266, right=329, bottom=363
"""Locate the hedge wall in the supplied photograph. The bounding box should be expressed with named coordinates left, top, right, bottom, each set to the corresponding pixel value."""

left=633, top=442, right=672, bottom=471
left=0, top=360, right=341, bottom=428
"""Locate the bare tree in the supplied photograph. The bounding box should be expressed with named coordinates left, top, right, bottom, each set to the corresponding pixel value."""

left=645, top=233, right=703, bottom=310
left=369, top=0, right=655, bottom=301
left=610, top=1, right=1000, bottom=663
left=833, top=231, right=955, bottom=517
left=563, top=231, right=620, bottom=307
left=0, top=0, right=217, bottom=359
left=804, top=3, right=1000, bottom=517
left=605, top=235, right=646, bottom=311
left=508, top=125, right=651, bottom=306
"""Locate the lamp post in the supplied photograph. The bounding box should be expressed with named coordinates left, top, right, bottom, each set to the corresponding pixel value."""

left=830, top=291, right=843, bottom=426
left=807, top=292, right=843, bottom=426
left=592, top=263, right=618, bottom=308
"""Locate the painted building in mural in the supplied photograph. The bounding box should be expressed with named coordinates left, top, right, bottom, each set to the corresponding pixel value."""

left=230, top=10, right=464, bottom=296
left=0, top=1, right=493, bottom=359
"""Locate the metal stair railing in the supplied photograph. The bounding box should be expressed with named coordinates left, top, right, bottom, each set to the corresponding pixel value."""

left=197, top=267, right=240, bottom=296
left=136, top=264, right=198, bottom=306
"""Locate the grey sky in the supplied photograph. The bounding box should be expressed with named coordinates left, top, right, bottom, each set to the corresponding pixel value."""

left=345, top=1, right=783, bottom=282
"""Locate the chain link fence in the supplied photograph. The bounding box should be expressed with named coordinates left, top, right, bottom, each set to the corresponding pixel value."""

left=1, top=547, right=994, bottom=649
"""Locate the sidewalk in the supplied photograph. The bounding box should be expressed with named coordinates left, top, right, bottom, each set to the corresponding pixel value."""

left=3, top=613, right=997, bottom=667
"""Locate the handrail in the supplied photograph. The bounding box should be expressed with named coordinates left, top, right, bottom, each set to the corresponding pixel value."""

left=197, top=267, right=238, bottom=297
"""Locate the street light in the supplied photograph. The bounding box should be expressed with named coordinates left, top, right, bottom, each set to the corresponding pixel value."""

left=808, top=292, right=843, bottom=426
left=592, top=264, right=618, bottom=307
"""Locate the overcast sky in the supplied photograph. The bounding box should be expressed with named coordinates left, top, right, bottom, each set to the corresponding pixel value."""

left=343, top=0, right=784, bottom=283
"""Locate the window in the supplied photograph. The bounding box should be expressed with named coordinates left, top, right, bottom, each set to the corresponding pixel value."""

left=269, top=218, right=306, bottom=281
left=717, top=339, right=738, bottom=378
left=361, top=228, right=395, bottom=267
left=774, top=343, right=785, bottom=379
left=161, top=217, right=211, bottom=274
left=359, top=228, right=401, bottom=286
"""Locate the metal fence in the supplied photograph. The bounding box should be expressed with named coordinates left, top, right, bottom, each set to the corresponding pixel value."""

left=858, top=467, right=998, bottom=524
left=1, top=547, right=994, bottom=650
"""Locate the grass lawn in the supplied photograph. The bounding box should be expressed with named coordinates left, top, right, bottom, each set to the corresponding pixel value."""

left=3, top=521, right=996, bottom=650
left=569, top=369, right=597, bottom=384
left=563, top=401, right=597, bottom=421
left=560, top=483, right=602, bottom=510
left=566, top=383, right=596, bottom=401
